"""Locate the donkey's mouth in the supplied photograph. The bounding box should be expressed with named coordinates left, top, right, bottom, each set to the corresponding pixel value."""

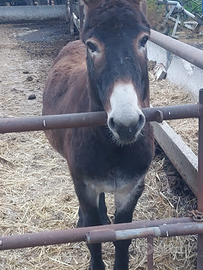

left=108, top=112, right=145, bottom=145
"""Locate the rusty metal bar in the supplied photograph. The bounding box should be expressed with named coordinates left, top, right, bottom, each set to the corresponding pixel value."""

left=0, top=104, right=200, bottom=134
left=145, top=103, right=200, bottom=122
left=159, top=222, right=203, bottom=237
left=150, top=30, right=203, bottom=70
left=0, top=218, right=192, bottom=250
left=198, top=90, right=203, bottom=211
left=197, top=89, right=203, bottom=269
left=86, top=222, right=203, bottom=244
left=147, top=237, right=154, bottom=270
left=0, top=111, right=107, bottom=134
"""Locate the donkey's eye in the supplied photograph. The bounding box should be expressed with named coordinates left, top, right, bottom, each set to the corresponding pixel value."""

left=140, top=36, right=149, bottom=47
left=86, top=41, right=98, bottom=53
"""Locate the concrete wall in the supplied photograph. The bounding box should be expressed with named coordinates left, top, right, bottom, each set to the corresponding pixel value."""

left=147, top=41, right=201, bottom=195
left=147, top=41, right=203, bottom=101
left=0, top=5, right=66, bottom=22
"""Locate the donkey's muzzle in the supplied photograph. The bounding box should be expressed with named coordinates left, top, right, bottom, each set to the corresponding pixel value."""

left=108, top=113, right=145, bottom=144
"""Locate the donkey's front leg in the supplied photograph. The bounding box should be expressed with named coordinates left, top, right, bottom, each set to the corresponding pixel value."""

left=88, top=243, right=105, bottom=270
left=113, top=178, right=145, bottom=270
left=77, top=193, right=110, bottom=227
left=74, top=181, right=105, bottom=270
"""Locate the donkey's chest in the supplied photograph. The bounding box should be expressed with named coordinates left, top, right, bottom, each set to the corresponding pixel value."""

left=72, top=144, right=150, bottom=190
left=74, top=146, right=139, bottom=180
left=67, top=127, right=153, bottom=185
left=84, top=168, right=141, bottom=194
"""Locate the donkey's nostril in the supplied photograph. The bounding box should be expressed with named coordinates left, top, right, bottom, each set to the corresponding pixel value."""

left=109, top=117, right=116, bottom=131
left=138, top=113, right=145, bottom=127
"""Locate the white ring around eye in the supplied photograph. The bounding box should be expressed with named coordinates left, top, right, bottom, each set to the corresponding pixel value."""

left=86, top=38, right=102, bottom=58
left=86, top=41, right=98, bottom=53
left=134, top=32, right=149, bottom=55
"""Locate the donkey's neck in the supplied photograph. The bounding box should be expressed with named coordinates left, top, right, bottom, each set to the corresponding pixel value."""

left=87, top=79, right=104, bottom=112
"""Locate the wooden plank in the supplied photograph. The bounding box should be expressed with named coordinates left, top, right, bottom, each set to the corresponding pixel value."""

left=151, top=121, right=198, bottom=196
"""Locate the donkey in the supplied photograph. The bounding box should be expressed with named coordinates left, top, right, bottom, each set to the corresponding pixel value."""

left=42, top=0, right=154, bottom=269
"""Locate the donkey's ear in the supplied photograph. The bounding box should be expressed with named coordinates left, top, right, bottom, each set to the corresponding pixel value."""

left=80, top=0, right=101, bottom=19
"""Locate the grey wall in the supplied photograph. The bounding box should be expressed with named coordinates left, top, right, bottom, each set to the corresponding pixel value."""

left=148, top=41, right=203, bottom=101
left=0, top=5, right=66, bottom=22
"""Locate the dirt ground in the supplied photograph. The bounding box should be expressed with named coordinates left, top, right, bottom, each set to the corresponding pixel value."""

left=0, top=20, right=200, bottom=269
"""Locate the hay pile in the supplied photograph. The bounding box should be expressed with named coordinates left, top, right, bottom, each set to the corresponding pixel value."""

left=0, top=22, right=198, bottom=269
left=149, top=72, right=199, bottom=156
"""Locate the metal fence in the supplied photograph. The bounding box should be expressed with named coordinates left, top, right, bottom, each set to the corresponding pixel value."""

left=0, top=90, right=203, bottom=269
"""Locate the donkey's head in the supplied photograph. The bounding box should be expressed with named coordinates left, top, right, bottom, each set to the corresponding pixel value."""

left=81, top=0, right=150, bottom=145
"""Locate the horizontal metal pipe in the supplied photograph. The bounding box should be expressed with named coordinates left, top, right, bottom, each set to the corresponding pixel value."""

left=150, top=30, right=203, bottom=70
left=159, top=222, right=203, bottom=237
left=145, top=103, right=200, bottom=122
left=86, top=222, right=203, bottom=244
left=0, top=104, right=200, bottom=134
left=115, top=227, right=161, bottom=240
left=0, top=217, right=192, bottom=250
left=0, top=111, right=107, bottom=134
left=86, top=227, right=161, bottom=244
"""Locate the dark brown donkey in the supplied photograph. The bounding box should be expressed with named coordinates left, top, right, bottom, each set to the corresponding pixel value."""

left=43, top=0, right=154, bottom=269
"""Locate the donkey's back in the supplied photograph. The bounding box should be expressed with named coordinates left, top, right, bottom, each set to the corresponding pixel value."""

left=43, top=40, right=87, bottom=116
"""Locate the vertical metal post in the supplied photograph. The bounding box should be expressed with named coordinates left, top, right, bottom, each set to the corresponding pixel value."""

left=197, top=89, right=203, bottom=270
left=69, top=0, right=74, bottom=35
left=147, top=237, right=154, bottom=270
left=79, top=3, right=84, bottom=30
left=144, top=0, right=153, bottom=267
left=172, top=13, right=180, bottom=38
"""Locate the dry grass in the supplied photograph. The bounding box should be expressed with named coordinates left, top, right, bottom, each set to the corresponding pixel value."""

left=149, top=72, right=199, bottom=155
left=0, top=132, right=197, bottom=270
left=0, top=22, right=198, bottom=269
